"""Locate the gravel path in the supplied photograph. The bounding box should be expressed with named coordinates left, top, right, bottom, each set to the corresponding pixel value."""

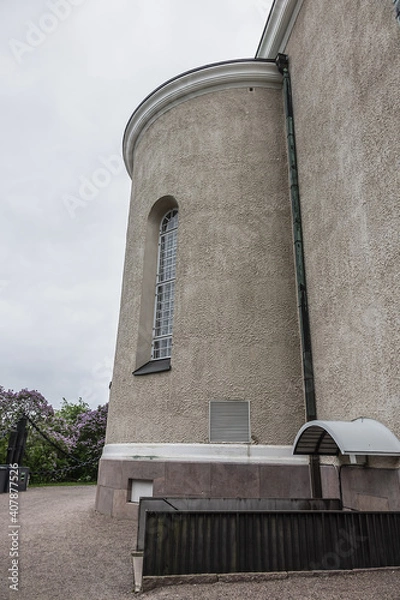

left=1, top=486, right=399, bottom=600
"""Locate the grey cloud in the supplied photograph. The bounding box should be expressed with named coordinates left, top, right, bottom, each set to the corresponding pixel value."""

left=0, top=0, right=270, bottom=408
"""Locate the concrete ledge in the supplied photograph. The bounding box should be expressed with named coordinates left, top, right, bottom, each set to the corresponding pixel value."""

left=143, top=574, right=219, bottom=591
left=217, top=572, right=288, bottom=583
left=141, top=566, right=400, bottom=592
left=101, top=442, right=308, bottom=464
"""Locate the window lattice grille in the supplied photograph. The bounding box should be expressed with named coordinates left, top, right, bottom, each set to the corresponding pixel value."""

left=152, top=209, right=178, bottom=360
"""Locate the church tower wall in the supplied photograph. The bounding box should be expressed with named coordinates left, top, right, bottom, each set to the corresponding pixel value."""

left=96, top=61, right=312, bottom=519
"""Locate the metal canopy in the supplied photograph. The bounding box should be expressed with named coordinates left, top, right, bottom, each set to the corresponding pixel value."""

left=293, top=418, right=400, bottom=456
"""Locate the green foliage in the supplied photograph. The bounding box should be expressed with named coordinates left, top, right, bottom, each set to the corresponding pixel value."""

left=0, top=387, right=107, bottom=484
left=23, top=428, right=70, bottom=484
left=57, top=398, right=89, bottom=424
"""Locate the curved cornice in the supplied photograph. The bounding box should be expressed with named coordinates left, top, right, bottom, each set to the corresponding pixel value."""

left=256, top=0, right=305, bottom=59
left=123, top=59, right=281, bottom=177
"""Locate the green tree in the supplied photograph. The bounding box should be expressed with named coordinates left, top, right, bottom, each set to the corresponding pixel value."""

left=0, top=387, right=108, bottom=484
left=57, top=398, right=89, bottom=424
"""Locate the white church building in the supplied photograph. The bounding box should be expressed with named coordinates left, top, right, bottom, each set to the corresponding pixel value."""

left=96, top=0, right=400, bottom=520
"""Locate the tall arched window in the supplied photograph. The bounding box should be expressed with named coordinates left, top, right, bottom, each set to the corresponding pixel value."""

left=151, top=209, right=179, bottom=360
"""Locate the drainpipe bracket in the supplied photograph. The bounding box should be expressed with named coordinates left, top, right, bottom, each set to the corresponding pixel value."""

left=275, top=53, right=289, bottom=74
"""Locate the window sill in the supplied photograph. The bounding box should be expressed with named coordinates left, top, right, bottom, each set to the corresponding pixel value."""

left=133, top=358, right=171, bottom=376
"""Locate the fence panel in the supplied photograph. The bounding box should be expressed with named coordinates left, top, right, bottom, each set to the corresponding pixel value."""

left=143, top=510, right=400, bottom=576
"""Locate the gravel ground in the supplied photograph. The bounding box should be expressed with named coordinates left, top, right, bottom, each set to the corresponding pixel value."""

left=1, top=486, right=399, bottom=600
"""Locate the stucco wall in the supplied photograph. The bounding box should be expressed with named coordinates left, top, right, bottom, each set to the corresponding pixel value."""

left=286, top=0, right=400, bottom=437
left=106, top=85, right=304, bottom=446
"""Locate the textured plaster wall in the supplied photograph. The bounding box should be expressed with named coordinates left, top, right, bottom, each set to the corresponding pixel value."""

left=286, top=0, right=400, bottom=438
left=106, top=86, right=304, bottom=446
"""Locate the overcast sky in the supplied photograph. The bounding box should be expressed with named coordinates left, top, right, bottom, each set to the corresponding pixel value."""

left=0, top=0, right=272, bottom=410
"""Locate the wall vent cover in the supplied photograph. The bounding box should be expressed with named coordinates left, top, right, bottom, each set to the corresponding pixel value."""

left=130, top=479, right=154, bottom=503
left=209, top=400, right=250, bottom=443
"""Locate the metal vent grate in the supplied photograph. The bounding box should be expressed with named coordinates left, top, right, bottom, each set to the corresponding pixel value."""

left=209, top=400, right=250, bottom=443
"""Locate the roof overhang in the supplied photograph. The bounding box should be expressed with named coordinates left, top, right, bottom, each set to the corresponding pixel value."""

left=293, top=418, right=400, bottom=457
left=122, top=59, right=281, bottom=178
left=256, top=0, right=305, bottom=59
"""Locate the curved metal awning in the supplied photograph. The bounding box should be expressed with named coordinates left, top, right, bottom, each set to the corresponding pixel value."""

left=293, top=418, right=400, bottom=456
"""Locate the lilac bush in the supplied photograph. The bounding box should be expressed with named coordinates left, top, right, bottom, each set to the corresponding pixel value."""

left=68, top=403, right=108, bottom=480
left=0, top=387, right=108, bottom=483
left=0, top=386, right=54, bottom=431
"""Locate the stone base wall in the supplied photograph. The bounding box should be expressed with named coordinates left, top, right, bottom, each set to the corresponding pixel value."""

left=95, top=458, right=400, bottom=520
left=340, top=466, right=400, bottom=511
left=95, top=458, right=315, bottom=520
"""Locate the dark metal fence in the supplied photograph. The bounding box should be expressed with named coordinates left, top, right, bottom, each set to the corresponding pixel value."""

left=137, top=497, right=341, bottom=552
left=143, top=510, right=400, bottom=576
